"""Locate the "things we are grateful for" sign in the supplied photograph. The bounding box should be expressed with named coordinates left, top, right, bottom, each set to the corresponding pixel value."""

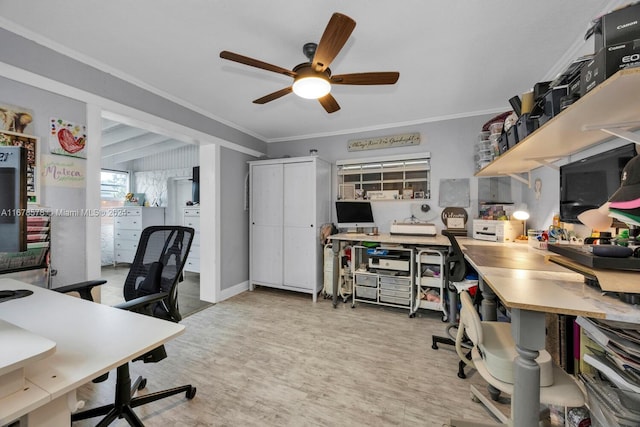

left=348, top=132, right=421, bottom=152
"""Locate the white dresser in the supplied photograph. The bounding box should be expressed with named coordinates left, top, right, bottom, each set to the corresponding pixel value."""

left=183, top=207, right=200, bottom=273
left=114, top=207, right=165, bottom=264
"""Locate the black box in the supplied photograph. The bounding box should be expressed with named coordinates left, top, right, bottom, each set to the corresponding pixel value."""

left=536, top=86, right=568, bottom=127
left=596, top=3, right=640, bottom=49
left=506, top=124, right=518, bottom=148
left=580, top=39, right=640, bottom=94
left=498, top=132, right=509, bottom=154
left=515, top=113, right=538, bottom=142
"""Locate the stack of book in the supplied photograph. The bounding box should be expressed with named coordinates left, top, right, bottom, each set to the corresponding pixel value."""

left=577, top=316, right=640, bottom=426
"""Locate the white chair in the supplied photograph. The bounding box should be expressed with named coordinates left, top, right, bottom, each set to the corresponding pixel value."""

left=449, top=291, right=585, bottom=426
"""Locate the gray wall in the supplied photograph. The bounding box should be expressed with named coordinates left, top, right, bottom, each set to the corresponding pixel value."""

left=268, top=116, right=637, bottom=237
left=219, top=146, right=252, bottom=291
left=0, top=28, right=266, bottom=154
left=1, top=76, right=87, bottom=286
left=267, top=115, right=494, bottom=234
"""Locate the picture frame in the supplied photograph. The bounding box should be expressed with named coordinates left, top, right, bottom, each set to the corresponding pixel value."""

left=0, top=130, right=40, bottom=205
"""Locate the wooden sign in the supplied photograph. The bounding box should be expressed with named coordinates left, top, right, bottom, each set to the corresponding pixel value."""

left=348, top=132, right=421, bottom=152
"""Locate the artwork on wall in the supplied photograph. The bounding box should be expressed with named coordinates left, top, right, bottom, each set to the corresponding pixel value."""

left=40, top=154, right=86, bottom=188
left=49, top=117, right=87, bottom=158
left=0, top=130, right=40, bottom=204
left=0, top=103, right=34, bottom=134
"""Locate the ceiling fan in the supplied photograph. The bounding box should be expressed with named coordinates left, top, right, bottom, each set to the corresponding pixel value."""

left=219, top=12, right=399, bottom=113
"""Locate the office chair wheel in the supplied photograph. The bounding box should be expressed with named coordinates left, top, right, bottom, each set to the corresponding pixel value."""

left=441, top=314, right=448, bottom=322
left=409, top=312, right=415, bottom=318
left=489, top=388, right=501, bottom=402
left=186, top=386, right=197, bottom=399
left=137, top=378, right=147, bottom=390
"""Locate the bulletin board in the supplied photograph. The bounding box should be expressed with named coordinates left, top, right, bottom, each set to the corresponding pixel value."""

left=438, top=178, right=470, bottom=208
left=0, top=130, right=40, bottom=205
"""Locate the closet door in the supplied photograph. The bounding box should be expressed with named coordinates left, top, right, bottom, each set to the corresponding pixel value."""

left=250, top=163, right=283, bottom=286
left=283, top=161, right=316, bottom=290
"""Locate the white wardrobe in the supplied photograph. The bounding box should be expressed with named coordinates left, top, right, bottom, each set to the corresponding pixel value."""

left=249, top=156, right=331, bottom=302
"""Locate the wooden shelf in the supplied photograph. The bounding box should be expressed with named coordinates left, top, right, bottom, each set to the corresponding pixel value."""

left=476, top=68, right=640, bottom=177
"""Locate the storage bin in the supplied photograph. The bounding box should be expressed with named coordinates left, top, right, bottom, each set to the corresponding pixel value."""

left=379, top=294, right=410, bottom=306
left=355, top=285, right=377, bottom=300
left=378, top=275, right=411, bottom=286
left=354, top=273, right=377, bottom=287
left=528, top=230, right=548, bottom=250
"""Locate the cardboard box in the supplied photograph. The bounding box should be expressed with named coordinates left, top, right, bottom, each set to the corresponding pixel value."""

left=595, top=3, right=640, bottom=49
left=580, top=39, right=640, bottom=94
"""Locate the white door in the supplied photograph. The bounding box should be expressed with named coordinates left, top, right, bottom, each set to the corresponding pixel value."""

left=250, top=163, right=284, bottom=285
left=282, top=161, right=316, bottom=290
left=251, top=224, right=283, bottom=286
left=251, top=163, right=283, bottom=226
left=283, top=161, right=314, bottom=228
left=283, top=226, right=315, bottom=290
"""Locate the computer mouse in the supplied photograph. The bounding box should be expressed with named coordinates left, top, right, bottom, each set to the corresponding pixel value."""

left=592, top=245, right=633, bottom=258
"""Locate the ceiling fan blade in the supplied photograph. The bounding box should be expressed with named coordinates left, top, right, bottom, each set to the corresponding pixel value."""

left=220, top=51, right=296, bottom=78
left=331, top=72, right=400, bottom=85
left=253, top=87, right=293, bottom=104
left=312, top=13, right=356, bottom=72
left=318, top=93, right=340, bottom=113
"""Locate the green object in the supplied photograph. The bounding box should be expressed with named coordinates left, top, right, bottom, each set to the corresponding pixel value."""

left=361, top=241, right=379, bottom=248
left=618, top=229, right=630, bottom=246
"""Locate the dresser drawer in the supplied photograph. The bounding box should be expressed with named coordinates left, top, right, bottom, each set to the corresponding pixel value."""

left=115, top=239, right=138, bottom=252
left=115, top=250, right=136, bottom=263
left=114, top=229, right=141, bottom=242
left=184, top=256, right=200, bottom=272
left=184, top=216, right=200, bottom=230
left=115, top=216, right=143, bottom=230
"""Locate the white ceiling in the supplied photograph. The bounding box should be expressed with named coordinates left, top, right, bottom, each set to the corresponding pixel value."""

left=0, top=0, right=625, bottom=150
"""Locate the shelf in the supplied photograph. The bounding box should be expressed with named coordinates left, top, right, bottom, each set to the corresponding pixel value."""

left=476, top=68, right=640, bottom=177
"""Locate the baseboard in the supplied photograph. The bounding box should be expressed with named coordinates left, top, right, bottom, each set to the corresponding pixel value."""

left=219, top=280, right=249, bottom=302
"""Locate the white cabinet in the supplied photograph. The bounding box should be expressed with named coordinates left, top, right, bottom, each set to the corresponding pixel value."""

left=249, top=156, right=331, bottom=302
left=183, top=207, right=200, bottom=273
left=114, top=207, right=164, bottom=264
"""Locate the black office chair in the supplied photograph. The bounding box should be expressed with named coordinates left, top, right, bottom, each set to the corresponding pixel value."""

left=431, top=230, right=473, bottom=379
left=56, top=225, right=196, bottom=426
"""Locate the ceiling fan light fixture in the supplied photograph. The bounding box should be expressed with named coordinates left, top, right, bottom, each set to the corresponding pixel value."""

left=292, top=76, right=331, bottom=99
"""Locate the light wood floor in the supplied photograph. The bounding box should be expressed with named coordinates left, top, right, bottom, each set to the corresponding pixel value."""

left=75, top=287, right=507, bottom=426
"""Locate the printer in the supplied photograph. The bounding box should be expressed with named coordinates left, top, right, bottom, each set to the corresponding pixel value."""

left=472, top=219, right=523, bottom=242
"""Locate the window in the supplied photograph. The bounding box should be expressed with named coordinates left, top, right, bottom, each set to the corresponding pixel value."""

left=337, top=153, right=431, bottom=200
left=101, top=169, right=129, bottom=204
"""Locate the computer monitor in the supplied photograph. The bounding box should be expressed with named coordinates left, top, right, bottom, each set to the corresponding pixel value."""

left=0, top=146, right=27, bottom=252
left=335, top=201, right=375, bottom=229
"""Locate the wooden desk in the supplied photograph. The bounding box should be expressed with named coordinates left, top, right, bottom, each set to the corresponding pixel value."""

left=327, top=233, right=450, bottom=308
left=0, top=278, right=185, bottom=426
left=456, top=238, right=640, bottom=427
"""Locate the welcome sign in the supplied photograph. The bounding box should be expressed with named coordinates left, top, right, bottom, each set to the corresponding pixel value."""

left=348, top=132, right=421, bottom=152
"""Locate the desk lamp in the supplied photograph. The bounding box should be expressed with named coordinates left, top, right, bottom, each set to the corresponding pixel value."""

left=512, top=204, right=530, bottom=235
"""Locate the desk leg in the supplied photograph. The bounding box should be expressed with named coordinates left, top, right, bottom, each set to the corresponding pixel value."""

left=479, top=277, right=497, bottom=321
left=332, top=242, right=340, bottom=308
left=510, top=308, right=545, bottom=427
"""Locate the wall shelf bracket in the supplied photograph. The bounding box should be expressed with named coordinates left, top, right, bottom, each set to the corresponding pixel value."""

left=582, top=121, right=640, bottom=146
left=506, top=171, right=531, bottom=187
left=529, top=158, right=560, bottom=171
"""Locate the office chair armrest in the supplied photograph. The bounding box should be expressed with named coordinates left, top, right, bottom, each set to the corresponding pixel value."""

left=54, top=280, right=107, bottom=302
left=115, top=292, right=169, bottom=314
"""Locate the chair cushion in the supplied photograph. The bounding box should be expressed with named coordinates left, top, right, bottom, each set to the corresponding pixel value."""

left=480, top=321, right=554, bottom=387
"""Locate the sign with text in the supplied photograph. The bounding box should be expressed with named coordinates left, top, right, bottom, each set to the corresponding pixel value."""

left=41, top=154, right=85, bottom=188
left=348, top=132, right=421, bottom=152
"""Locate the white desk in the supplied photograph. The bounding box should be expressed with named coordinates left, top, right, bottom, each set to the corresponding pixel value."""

left=0, top=278, right=185, bottom=426
left=327, top=232, right=450, bottom=308
left=456, top=239, right=640, bottom=427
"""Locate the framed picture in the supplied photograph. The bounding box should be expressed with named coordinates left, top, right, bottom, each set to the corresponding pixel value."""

left=0, top=130, right=40, bottom=205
